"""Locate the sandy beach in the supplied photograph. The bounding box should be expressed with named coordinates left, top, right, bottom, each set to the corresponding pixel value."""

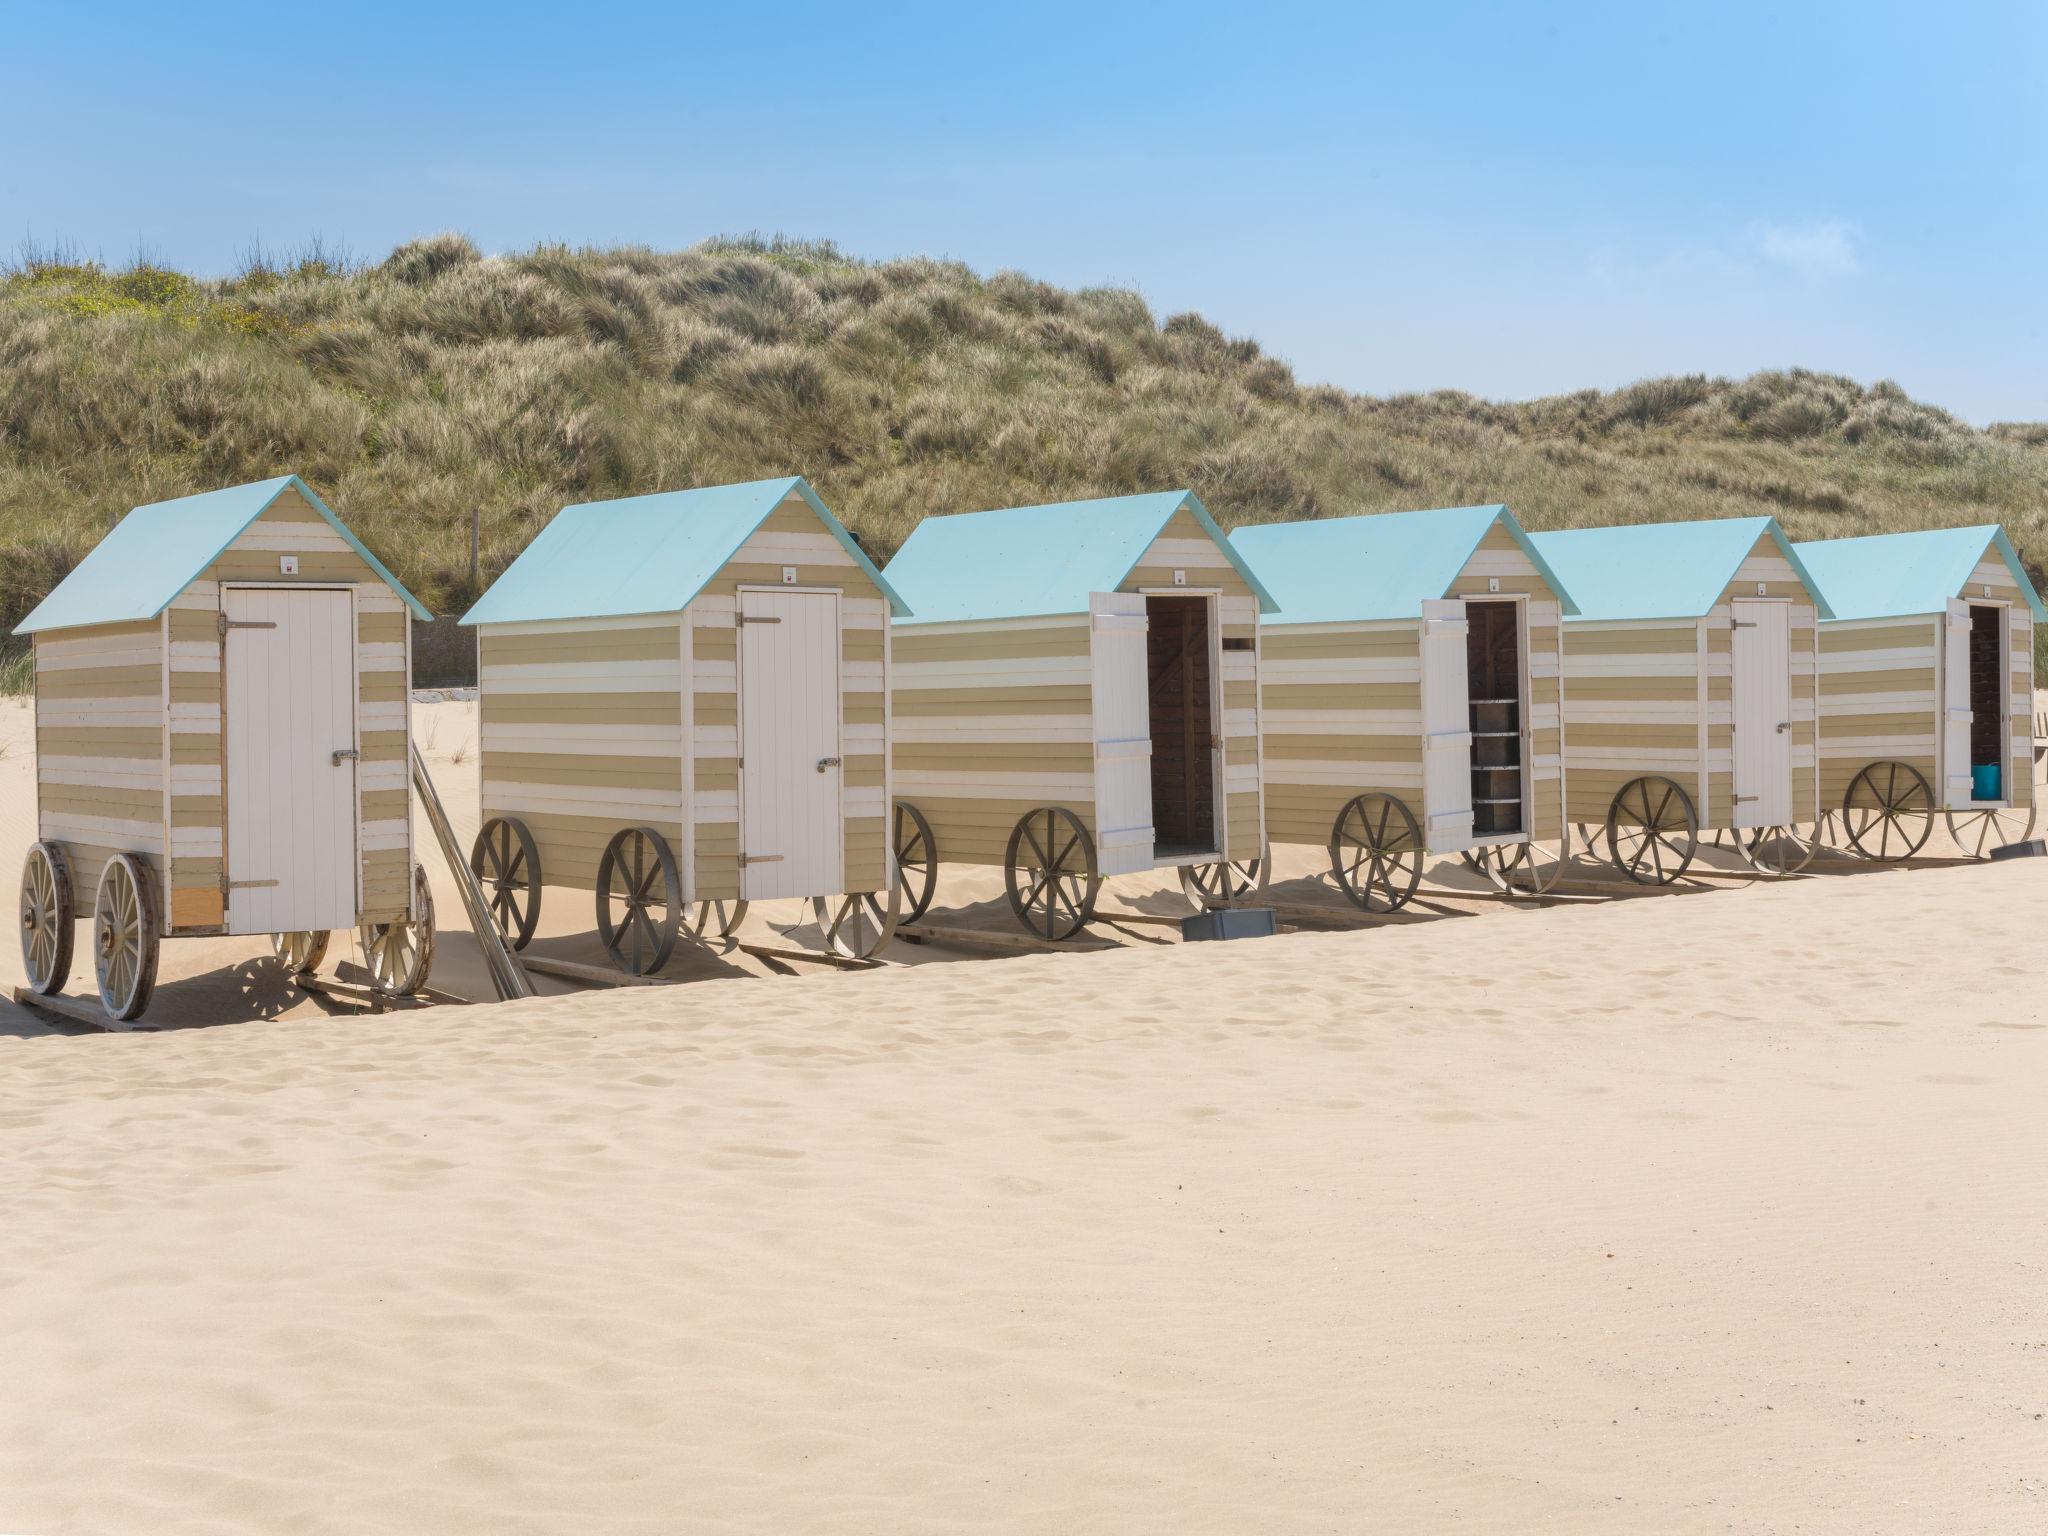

left=2, top=693, right=2045, bottom=1533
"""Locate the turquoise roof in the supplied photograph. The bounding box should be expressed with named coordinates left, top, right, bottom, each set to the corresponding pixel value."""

left=1796, top=526, right=2047, bottom=623
left=14, top=475, right=430, bottom=634
left=460, top=477, right=906, bottom=625
left=884, top=490, right=1277, bottom=624
left=1228, top=505, right=1576, bottom=624
left=1527, top=516, right=1833, bottom=622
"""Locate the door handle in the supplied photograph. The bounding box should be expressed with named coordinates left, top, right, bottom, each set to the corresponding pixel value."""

left=331, top=748, right=360, bottom=766
left=1776, top=722, right=1790, bottom=733
left=816, top=755, right=842, bottom=773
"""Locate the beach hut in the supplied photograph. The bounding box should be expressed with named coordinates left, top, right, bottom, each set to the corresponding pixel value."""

left=13, top=476, right=435, bottom=1022
left=880, top=491, right=1277, bottom=939
left=1228, top=505, right=1579, bottom=907
left=458, top=477, right=910, bottom=969
left=1527, top=516, right=1833, bottom=882
left=1795, top=526, right=2043, bottom=860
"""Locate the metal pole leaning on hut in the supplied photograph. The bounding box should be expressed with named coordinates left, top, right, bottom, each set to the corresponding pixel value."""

left=411, top=742, right=535, bottom=1001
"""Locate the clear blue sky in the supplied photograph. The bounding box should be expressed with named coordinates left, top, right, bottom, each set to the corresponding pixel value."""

left=6, top=0, right=2044, bottom=422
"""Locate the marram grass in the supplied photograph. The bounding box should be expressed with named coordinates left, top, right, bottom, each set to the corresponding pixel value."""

left=3, top=233, right=2045, bottom=682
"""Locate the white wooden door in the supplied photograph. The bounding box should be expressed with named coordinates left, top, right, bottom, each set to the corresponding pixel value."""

left=1090, top=591, right=1154, bottom=876
left=1730, top=600, right=1793, bottom=827
left=1940, top=599, right=1975, bottom=808
left=739, top=588, right=842, bottom=900
left=1419, top=599, right=1474, bottom=853
left=223, top=587, right=358, bottom=935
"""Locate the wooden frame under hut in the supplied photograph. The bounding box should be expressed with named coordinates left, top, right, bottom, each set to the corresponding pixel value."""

left=13, top=476, right=436, bottom=1022
left=458, top=477, right=911, bottom=970
left=1527, top=516, right=1833, bottom=883
left=879, top=491, right=1277, bottom=939
left=1796, top=526, right=2043, bottom=861
left=1228, top=504, right=1580, bottom=907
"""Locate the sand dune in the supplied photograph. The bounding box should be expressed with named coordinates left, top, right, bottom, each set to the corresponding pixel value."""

left=2, top=694, right=2046, bottom=1532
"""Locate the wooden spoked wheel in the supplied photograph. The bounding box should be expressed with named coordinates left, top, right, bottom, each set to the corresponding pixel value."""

left=271, top=930, right=331, bottom=977
left=813, top=874, right=902, bottom=960
left=892, top=801, right=938, bottom=924
left=1605, top=776, right=1699, bottom=885
left=1004, top=807, right=1101, bottom=941
left=1945, top=803, right=2037, bottom=859
left=18, top=841, right=74, bottom=996
left=681, top=899, right=748, bottom=942
left=1179, top=851, right=1269, bottom=910
left=1841, top=762, right=1934, bottom=863
left=92, top=852, right=160, bottom=1023
left=1479, top=839, right=1569, bottom=897
left=1327, top=793, right=1424, bottom=912
left=1737, top=826, right=1817, bottom=877
left=596, top=826, right=681, bottom=976
left=470, top=816, right=542, bottom=950
left=361, top=866, right=435, bottom=996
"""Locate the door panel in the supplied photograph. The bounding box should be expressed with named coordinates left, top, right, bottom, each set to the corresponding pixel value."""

left=739, top=589, right=842, bottom=900
left=224, top=587, right=358, bottom=935
left=1090, top=592, right=1154, bottom=876
left=1730, top=600, right=1792, bottom=827
left=1419, top=598, right=1474, bottom=852
left=1144, top=594, right=1216, bottom=857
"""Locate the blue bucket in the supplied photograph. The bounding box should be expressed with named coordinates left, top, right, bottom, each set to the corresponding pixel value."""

left=1972, top=762, right=2003, bottom=801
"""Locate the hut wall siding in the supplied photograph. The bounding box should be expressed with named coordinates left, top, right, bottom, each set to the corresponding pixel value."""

left=1561, top=619, right=1709, bottom=824
left=32, top=620, right=165, bottom=919
left=479, top=615, right=685, bottom=897
left=1815, top=616, right=1941, bottom=805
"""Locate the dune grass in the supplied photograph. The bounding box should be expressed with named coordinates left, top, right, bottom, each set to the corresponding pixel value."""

left=3, top=232, right=2045, bottom=683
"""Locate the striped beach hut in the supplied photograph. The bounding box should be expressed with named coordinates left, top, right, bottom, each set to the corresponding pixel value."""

left=1229, top=506, right=1578, bottom=905
left=13, top=476, right=435, bottom=1022
left=1527, top=516, right=1832, bottom=881
left=459, top=477, right=911, bottom=968
left=881, top=491, right=1277, bottom=938
left=1796, top=526, right=2043, bottom=860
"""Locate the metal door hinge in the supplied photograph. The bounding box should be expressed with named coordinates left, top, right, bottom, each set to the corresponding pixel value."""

left=1733, top=794, right=1759, bottom=803
left=218, top=615, right=277, bottom=634
left=739, top=853, right=784, bottom=865
left=737, top=614, right=781, bottom=625
left=1731, top=619, right=1757, bottom=629
left=227, top=878, right=279, bottom=890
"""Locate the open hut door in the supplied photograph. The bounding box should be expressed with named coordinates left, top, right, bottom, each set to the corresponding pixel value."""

left=1419, top=598, right=1475, bottom=852
left=1941, top=598, right=1976, bottom=809
left=1090, top=592, right=1155, bottom=876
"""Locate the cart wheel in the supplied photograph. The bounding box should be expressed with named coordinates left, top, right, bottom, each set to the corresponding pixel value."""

left=813, top=870, right=901, bottom=960
left=892, top=801, right=939, bottom=924
left=92, top=853, right=159, bottom=1023
left=19, top=841, right=75, bottom=996
left=1004, top=807, right=1101, bottom=941
left=1604, top=777, right=1698, bottom=885
left=1945, top=802, right=2037, bottom=859
left=470, top=816, right=541, bottom=950
left=1841, top=762, right=1934, bottom=863
left=596, top=826, right=681, bottom=976
left=681, top=899, right=748, bottom=942
left=361, top=866, right=435, bottom=996
left=1327, top=793, right=1423, bottom=912
left=1179, top=850, right=1269, bottom=910
left=1737, top=826, right=1817, bottom=877
left=271, top=930, right=331, bottom=977
left=1480, top=838, right=1570, bottom=897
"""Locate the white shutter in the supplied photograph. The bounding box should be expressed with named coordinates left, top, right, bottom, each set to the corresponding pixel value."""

left=1941, top=599, right=1974, bottom=809
left=1419, top=599, right=1474, bottom=853
left=1090, top=592, right=1154, bottom=876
